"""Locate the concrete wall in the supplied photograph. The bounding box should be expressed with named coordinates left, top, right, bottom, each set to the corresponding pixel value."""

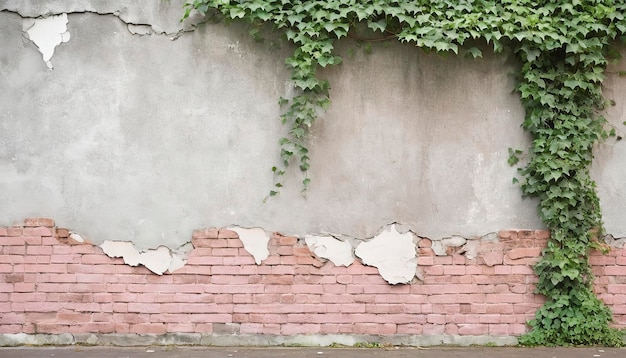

left=1, top=1, right=626, bottom=253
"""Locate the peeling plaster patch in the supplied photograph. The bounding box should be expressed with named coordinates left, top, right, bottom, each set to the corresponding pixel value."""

left=101, top=241, right=141, bottom=266
left=168, top=253, right=187, bottom=273
left=68, top=232, right=85, bottom=243
left=442, top=236, right=467, bottom=248
left=22, top=13, right=70, bottom=69
left=354, top=224, right=417, bottom=284
left=463, top=239, right=481, bottom=260
left=100, top=240, right=188, bottom=275
left=431, top=240, right=447, bottom=256
left=228, top=227, right=270, bottom=264
left=168, top=242, right=193, bottom=273
left=138, top=246, right=172, bottom=275
left=480, top=232, right=499, bottom=242
left=604, top=235, right=626, bottom=249
left=305, top=235, right=354, bottom=267
left=127, top=24, right=152, bottom=36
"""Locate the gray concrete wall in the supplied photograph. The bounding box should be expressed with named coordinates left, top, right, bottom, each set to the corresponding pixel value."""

left=1, top=1, right=624, bottom=250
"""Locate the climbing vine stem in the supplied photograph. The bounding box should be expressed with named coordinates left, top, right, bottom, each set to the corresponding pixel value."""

left=184, top=0, right=626, bottom=345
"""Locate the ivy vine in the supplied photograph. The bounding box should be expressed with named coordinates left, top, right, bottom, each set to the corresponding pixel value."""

left=183, top=0, right=626, bottom=346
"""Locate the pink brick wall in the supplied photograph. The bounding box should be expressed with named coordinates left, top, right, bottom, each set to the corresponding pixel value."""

left=1, top=218, right=625, bottom=337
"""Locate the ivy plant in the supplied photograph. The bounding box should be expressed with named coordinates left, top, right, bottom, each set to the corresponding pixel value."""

left=183, top=0, right=626, bottom=346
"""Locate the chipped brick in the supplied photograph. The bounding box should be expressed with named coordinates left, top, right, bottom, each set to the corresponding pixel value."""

left=23, top=218, right=55, bottom=227
left=508, top=247, right=542, bottom=260
left=217, top=229, right=239, bottom=239
left=192, top=228, right=219, bottom=240
left=479, top=252, right=503, bottom=267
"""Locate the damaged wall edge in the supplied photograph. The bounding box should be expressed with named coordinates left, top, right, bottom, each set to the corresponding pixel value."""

left=12, top=6, right=205, bottom=69
left=3, top=217, right=626, bottom=340
left=11, top=217, right=626, bottom=284
left=0, top=0, right=204, bottom=35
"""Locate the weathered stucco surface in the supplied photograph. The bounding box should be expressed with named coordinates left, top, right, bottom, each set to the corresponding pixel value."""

left=1, top=1, right=626, bottom=253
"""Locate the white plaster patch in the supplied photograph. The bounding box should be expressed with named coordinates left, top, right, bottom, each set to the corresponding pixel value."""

left=354, top=224, right=417, bottom=284
left=68, top=232, right=84, bottom=243
left=305, top=235, right=354, bottom=267
left=167, top=253, right=187, bottom=273
left=100, top=240, right=177, bottom=275
left=442, top=236, right=466, bottom=247
left=228, top=227, right=270, bottom=265
left=138, top=246, right=172, bottom=275
left=22, top=13, right=70, bottom=69
left=431, top=240, right=447, bottom=256
left=100, top=240, right=141, bottom=266
left=463, top=239, right=481, bottom=260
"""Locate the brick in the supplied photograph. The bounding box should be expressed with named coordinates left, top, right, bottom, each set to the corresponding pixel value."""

left=71, top=245, right=100, bottom=254
left=275, top=246, right=293, bottom=256
left=605, top=266, right=626, bottom=276
left=278, top=235, right=298, bottom=246
left=508, top=247, right=542, bottom=260
left=292, top=247, right=313, bottom=257
left=494, top=266, right=512, bottom=275
left=417, top=256, right=434, bottom=266
left=510, top=266, right=534, bottom=275
left=56, top=312, right=91, bottom=323
left=443, top=266, right=466, bottom=275
left=23, top=218, right=54, bottom=227
left=23, top=227, right=53, bottom=236
left=13, top=283, right=35, bottom=292
left=217, top=229, right=239, bottom=239
left=226, top=239, right=244, bottom=248
left=192, top=237, right=225, bottom=249
left=6, top=227, right=23, bottom=237
left=192, top=228, right=219, bottom=240
left=607, top=285, right=626, bottom=294
left=503, top=256, right=540, bottom=266
left=336, top=275, right=352, bottom=284
left=223, top=256, right=256, bottom=266
left=130, top=323, right=167, bottom=334
left=433, top=256, right=453, bottom=265
left=262, top=275, right=294, bottom=285
left=1, top=237, right=25, bottom=245
left=479, top=252, right=503, bottom=267
left=0, top=264, right=14, bottom=273
left=81, top=255, right=111, bottom=264
left=212, top=248, right=239, bottom=256
left=458, top=323, right=489, bottom=335
left=485, top=294, right=525, bottom=303
left=55, top=228, right=70, bottom=238
left=26, top=246, right=53, bottom=255
left=424, top=284, right=478, bottom=294
left=517, top=230, right=535, bottom=239
left=535, top=230, right=550, bottom=240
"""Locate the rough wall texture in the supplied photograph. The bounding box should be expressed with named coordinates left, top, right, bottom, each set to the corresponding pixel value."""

left=1, top=219, right=625, bottom=346
left=1, top=2, right=626, bottom=252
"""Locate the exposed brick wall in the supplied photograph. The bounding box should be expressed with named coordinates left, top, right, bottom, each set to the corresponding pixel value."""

left=1, top=218, right=625, bottom=337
